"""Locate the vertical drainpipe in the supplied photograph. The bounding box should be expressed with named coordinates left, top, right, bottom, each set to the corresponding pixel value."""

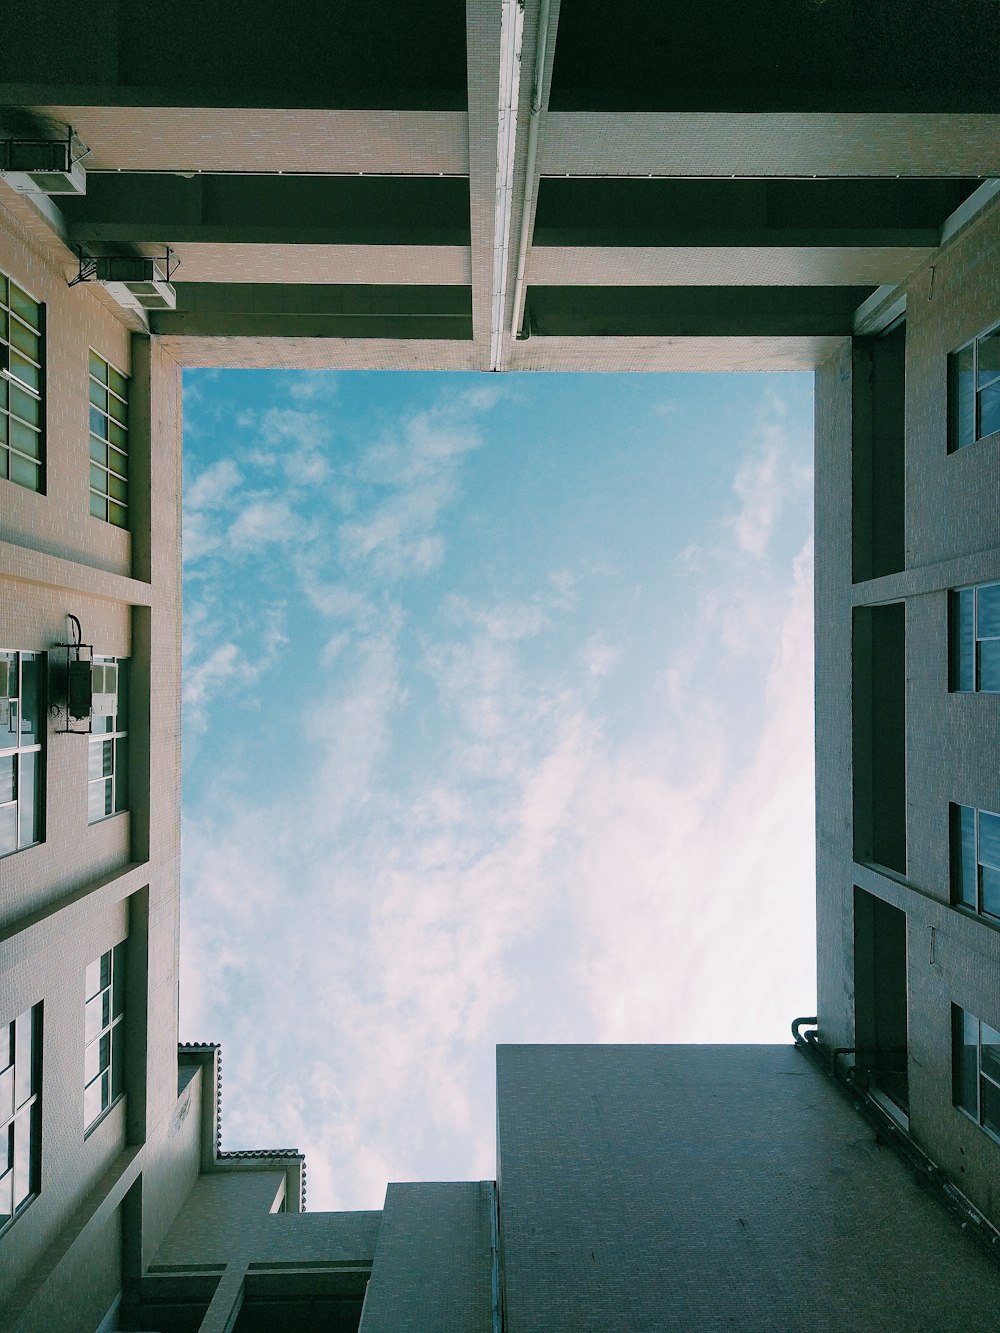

left=509, top=0, right=552, bottom=341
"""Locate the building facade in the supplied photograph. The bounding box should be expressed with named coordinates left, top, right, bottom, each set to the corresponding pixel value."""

left=1, top=3, right=999, bottom=1328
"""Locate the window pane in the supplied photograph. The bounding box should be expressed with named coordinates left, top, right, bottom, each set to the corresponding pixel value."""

left=982, top=1022, right=1000, bottom=1084
left=109, top=420, right=127, bottom=451
left=18, top=751, right=39, bottom=847
left=92, top=408, right=110, bottom=443
left=13, top=1010, right=33, bottom=1108
left=112, top=943, right=126, bottom=1017
left=9, top=383, right=39, bottom=427
left=983, top=1077, right=1000, bottom=1138
left=12, top=1107, right=33, bottom=1208
left=88, top=741, right=103, bottom=782
left=84, top=1034, right=106, bottom=1085
left=980, top=380, right=1000, bottom=439
left=977, top=583, right=1000, bottom=640
left=85, top=955, right=103, bottom=1001
left=9, top=319, right=40, bottom=362
left=0, top=803, right=15, bottom=856
left=114, top=738, right=128, bottom=812
left=99, top=950, right=111, bottom=991
left=955, top=1008, right=978, bottom=1114
left=101, top=739, right=113, bottom=778
left=89, top=350, right=107, bottom=382
left=109, top=473, right=128, bottom=503
left=978, top=638, right=1000, bottom=692
left=109, top=367, right=128, bottom=398
left=111, top=1021, right=125, bottom=1099
left=108, top=394, right=127, bottom=426
left=0, top=698, right=17, bottom=748
left=8, top=284, right=39, bottom=327
left=90, top=492, right=107, bottom=521
left=0, top=1169, right=11, bottom=1223
left=108, top=446, right=127, bottom=479
left=8, top=351, right=39, bottom=392
left=0, top=755, right=14, bottom=803
left=10, top=418, right=41, bottom=460
left=0, top=1066, right=12, bottom=1122
left=19, top=655, right=40, bottom=743
left=979, top=810, right=1000, bottom=869
left=9, top=453, right=41, bottom=491
left=108, top=501, right=128, bottom=528
left=88, top=379, right=107, bottom=410
left=84, top=992, right=105, bottom=1044
left=982, top=865, right=1000, bottom=920
left=90, top=462, right=108, bottom=495
left=952, top=345, right=976, bottom=447
left=952, top=804, right=977, bottom=907
left=951, top=589, right=974, bottom=690
left=84, top=1075, right=104, bottom=1128
left=89, top=434, right=107, bottom=464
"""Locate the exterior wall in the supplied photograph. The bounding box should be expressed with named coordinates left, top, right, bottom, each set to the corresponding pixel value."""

left=359, top=1182, right=493, bottom=1332
left=0, top=176, right=186, bottom=1327
left=496, top=1044, right=1000, bottom=1333
left=814, top=197, right=1000, bottom=1226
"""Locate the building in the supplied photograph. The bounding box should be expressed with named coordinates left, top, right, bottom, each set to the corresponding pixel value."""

left=1, top=3, right=999, bottom=1328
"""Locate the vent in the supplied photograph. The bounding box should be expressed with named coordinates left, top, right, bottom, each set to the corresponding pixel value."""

left=0, top=136, right=86, bottom=195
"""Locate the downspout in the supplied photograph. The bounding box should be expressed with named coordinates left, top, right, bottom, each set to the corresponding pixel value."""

left=509, top=0, right=552, bottom=340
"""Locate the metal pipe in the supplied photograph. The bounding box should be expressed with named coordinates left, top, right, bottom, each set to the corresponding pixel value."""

left=509, top=0, right=552, bottom=339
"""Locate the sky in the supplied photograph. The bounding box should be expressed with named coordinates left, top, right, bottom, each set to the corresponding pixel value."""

left=178, top=368, right=817, bottom=1212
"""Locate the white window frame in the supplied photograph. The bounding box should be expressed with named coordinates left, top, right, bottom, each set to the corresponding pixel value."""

left=954, top=1005, right=1000, bottom=1145
left=84, top=943, right=125, bottom=1132
left=0, top=270, right=44, bottom=493
left=88, top=349, right=129, bottom=528
left=0, top=650, right=44, bottom=857
left=87, top=656, right=128, bottom=825
left=0, top=1003, right=41, bottom=1231
left=951, top=803, right=1000, bottom=923
left=949, top=582, right=1000, bottom=693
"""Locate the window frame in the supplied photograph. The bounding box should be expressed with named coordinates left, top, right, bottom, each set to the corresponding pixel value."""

left=0, top=650, right=45, bottom=858
left=953, top=1004, right=1000, bottom=1145
left=87, top=348, right=129, bottom=529
left=0, top=1002, right=42, bottom=1234
left=950, top=803, right=1000, bottom=923
left=0, top=270, right=45, bottom=494
left=84, top=943, right=126, bottom=1133
left=87, top=656, right=128, bottom=825
left=949, top=582, right=1000, bottom=693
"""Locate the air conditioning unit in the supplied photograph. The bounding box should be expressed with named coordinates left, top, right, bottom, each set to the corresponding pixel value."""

left=91, top=662, right=118, bottom=717
left=94, top=255, right=177, bottom=313
left=0, top=137, right=86, bottom=195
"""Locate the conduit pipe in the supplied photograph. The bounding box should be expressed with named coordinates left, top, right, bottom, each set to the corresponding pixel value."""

left=509, top=0, right=552, bottom=340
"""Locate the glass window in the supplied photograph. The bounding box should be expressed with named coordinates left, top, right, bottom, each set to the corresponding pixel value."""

left=950, top=803, right=1000, bottom=923
left=87, top=658, right=128, bottom=825
left=0, top=653, right=44, bottom=857
left=88, top=351, right=129, bottom=528
left=0, top=1004, right=41, bottom=1229
left=950, top=583, right=1000, bottom=693
left=84, top=943, right=125, bottom=1131
left=0, top=273, right=44, bottom=493
left=951, top=322, right=1000, bottom=450
left=954, top=1005, right=1000, bottom=1145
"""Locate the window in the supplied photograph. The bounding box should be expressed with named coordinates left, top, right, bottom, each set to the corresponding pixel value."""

left=949, top=582, right=1000, bottom=692
left=87, top=657, right=128, bottom=824
left=88, top=350, right=129, bottom=527
left=950, top=322, right=1000, bottom=450
left=84, top=944, right=125, bottom=1131
left=0, top=272, right=44, bottom=493
left=0, top=651, right=44, bottom=857
left=951, top=804, right=1000, bottom=922
left=954, top=1006, right=1000, bottom=1143
left=1, top=1004, right=41, bottom=1229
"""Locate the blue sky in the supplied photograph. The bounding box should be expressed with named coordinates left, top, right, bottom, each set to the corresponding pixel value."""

left=179, top=369, right=817, bottom=1210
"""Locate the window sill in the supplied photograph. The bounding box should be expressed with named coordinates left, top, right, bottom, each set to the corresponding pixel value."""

left=0, top=1191, right=37, bottom=1239
left=87, top=810, right=129, bottom=829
